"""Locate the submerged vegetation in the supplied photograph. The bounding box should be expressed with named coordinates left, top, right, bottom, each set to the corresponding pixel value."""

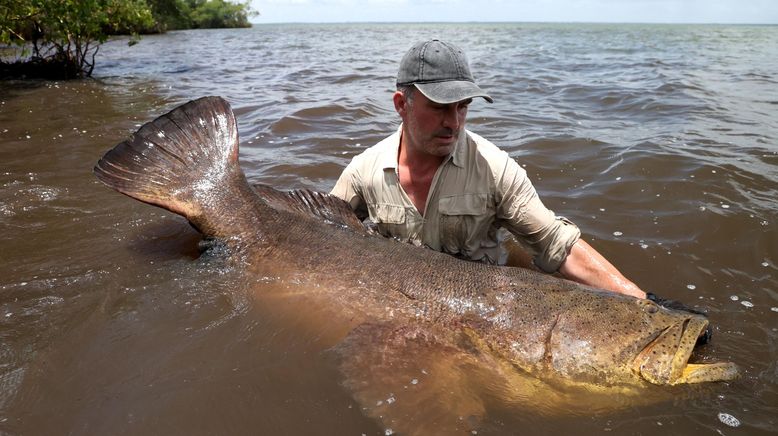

left=1, top=0, right=256, bottom=79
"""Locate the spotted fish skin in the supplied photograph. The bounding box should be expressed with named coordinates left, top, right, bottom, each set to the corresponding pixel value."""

left=94, top=96, right=738, bottom=387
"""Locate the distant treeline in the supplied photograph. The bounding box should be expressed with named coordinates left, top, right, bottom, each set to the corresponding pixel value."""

left=1, top=0, right=257, bottom=79
left=146, top=0, right=256, bottom=32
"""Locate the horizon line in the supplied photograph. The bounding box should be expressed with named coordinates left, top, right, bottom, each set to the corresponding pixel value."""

left=248, top=20, right=778, bottom=26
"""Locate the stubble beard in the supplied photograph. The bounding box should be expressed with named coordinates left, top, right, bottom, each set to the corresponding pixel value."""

left=406, top=122, right=462, bottom=158
left=427, top=127, right=460, bottom=157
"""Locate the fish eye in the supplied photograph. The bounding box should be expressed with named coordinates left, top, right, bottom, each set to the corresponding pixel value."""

left=638, top=299, right=659, bottom=314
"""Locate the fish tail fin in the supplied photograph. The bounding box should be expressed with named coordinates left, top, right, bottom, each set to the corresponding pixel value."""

left=94, top=96, right=258, bottom=238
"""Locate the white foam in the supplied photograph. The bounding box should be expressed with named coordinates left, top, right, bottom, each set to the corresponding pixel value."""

left=718, top=412, right=740, bottom=427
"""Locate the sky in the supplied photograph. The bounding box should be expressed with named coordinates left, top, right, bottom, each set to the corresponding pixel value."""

left=248, top=0, right=778, bottom=24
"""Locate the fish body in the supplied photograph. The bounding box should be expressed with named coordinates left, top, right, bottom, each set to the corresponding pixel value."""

left=94, top=96, right=737, bottom=389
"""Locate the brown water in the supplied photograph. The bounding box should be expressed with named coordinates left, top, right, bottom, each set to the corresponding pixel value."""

left=1, top=23, right=777, bottom=435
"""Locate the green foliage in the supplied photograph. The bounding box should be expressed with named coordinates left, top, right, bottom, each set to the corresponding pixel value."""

left=1, top=0, right=155, bottom=78
left=1, top=0, right=38, bottom=45
left=146, top=0, right=192, bottom=31
left=146, top=0, right=256, bottom=31
left=1, top=0, right=256, bottom=79
left=190, top=0, right=254, bottom=29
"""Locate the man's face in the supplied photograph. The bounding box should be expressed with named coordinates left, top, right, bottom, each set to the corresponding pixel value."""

left=396, top=89, right=471, bottom=158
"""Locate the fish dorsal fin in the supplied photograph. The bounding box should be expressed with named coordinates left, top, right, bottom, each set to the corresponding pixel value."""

left=251, top=184, right=373, bottom=234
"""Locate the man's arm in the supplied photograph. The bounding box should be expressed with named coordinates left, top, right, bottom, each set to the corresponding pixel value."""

left=490, top=150, right=646, bottom=299
left=558, top=239, right=646, bottom=299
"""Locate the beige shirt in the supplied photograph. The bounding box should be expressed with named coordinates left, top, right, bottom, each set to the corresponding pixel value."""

left=330, top=126, right=581, bottom=272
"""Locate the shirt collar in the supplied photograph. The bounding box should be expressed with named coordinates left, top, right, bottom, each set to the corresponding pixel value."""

left=380, top=124, right=467, bottom=170
left=450, top=129, right=467, bottom=168
left=379, top=125, right=402, bottom=171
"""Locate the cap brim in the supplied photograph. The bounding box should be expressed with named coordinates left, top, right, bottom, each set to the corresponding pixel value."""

left=415, top=81, right=493, bottom=104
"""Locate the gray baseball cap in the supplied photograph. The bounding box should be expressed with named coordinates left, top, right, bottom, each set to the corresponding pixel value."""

left=396, top=39, right=493, bottom=104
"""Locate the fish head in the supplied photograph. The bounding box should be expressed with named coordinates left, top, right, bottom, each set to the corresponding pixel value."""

left=630, top=300, right=739, bottom=385
left=514, top=293, right=739, bottom=387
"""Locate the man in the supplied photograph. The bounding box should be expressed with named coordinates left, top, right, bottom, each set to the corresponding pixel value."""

left=331, top=39, right=646, bottom=299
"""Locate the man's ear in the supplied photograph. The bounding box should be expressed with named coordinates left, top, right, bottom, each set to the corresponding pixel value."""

left=393, top=91, right=408, bottom=119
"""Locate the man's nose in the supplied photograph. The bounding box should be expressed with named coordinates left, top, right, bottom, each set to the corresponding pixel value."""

left=441, top=105, right=460, bottom=130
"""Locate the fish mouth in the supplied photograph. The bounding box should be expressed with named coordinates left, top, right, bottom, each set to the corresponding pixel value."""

left=633, top=316, right=738, bottom=385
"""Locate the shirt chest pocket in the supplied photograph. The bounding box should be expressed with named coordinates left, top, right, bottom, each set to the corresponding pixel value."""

left=368, top=203, right=409, bottom=240
left=437, top=193, right=490, bottom=252
left=370, top=203, right=406, bottom=224
left=438, top=194, right=488, bottom=215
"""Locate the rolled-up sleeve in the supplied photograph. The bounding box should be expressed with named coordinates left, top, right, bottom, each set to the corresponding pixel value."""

left=495, top=158, right=581, bottom=273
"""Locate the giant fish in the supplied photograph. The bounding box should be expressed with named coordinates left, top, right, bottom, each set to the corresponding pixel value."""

left=94, top=96, right=738, bottom=431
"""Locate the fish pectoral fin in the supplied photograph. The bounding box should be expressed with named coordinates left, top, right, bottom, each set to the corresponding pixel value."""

left=675, top=362, right=740, bottom=384
left=330, top=322, right=486, bottom=436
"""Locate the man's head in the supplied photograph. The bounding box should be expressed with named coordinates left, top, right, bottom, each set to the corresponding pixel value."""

left=396, top=39, right=492, bottom=105
left=394, top=40, right=491, bottom=158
